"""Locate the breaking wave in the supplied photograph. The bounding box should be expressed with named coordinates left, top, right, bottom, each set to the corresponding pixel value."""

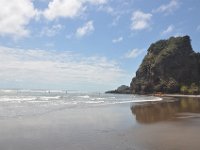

left=0, top=89, right=162, bottom=117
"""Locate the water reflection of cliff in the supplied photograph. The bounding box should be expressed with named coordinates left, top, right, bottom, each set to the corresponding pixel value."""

left=131, top=98, right=200, bottom=124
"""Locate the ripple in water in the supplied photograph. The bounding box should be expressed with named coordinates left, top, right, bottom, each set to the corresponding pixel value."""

left=0, top=89, right=162, bottom=118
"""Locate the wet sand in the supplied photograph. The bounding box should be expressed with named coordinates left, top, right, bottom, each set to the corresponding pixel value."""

left=130, top=97, right=200, bottom=150
left=0, top=97, right=200, bottom=150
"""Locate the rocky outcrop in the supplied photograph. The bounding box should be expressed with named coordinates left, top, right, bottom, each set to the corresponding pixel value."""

left=105, top=85, right=131, bottom=94
left=130, top=35, right=200, bottom=94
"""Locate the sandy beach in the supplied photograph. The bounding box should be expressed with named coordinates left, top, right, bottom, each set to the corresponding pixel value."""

left=0, top=96, right=200, bottom=150
left=0, top=1, right=200, bottom=149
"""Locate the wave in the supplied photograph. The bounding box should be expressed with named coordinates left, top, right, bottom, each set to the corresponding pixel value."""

left=0, top=94, right=163, bottom=118
left=62, top=97, right=162, bottom=105
left=0, top=90, right=15, bottom=93
left=0, top=95, right=63, bottom=102
left=84, top=100, right=105, bottom=104
left=0, top=96, right=37, bottom=102
left=0, top=92, right=162, bottom=106
left=77, top=95, right=90, bottom=99
left=110, top=97, right=162, bottom=104
left=39, top=96, right=61, bottom=100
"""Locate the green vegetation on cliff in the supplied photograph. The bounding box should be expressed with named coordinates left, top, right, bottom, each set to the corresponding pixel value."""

left=130, top=35, right=200, bottom=94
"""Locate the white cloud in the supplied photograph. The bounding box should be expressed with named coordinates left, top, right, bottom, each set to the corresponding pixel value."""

left=125, top=48, right=144, bottom=58
left=0, top=46, right=124, bottom=89
left=40, top=24, right=63, bottom=37
left=0, top=0, right=38, bottom=38
left=43, top=0, right=107, bottom=20
left=76, top=21, right=94, bottom=38
left=161, top=25, right=174, bottom=35
left=87, top=0, right=107, bottom=5
left=131, top=10, right=152, bottom=31
left=112, top=37, right=123, bottom=43
left=43, top=0, right=84, bottom=20
left=153, top=0, right=180, bottom=14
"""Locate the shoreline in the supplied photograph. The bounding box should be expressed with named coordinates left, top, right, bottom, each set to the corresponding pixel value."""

left=161, top=94, right=200, bottom=98
left=106, top=91, right=200, bottom=98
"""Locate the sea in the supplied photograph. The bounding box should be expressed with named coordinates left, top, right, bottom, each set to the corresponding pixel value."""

left=0, top=89, right=162, bottom=118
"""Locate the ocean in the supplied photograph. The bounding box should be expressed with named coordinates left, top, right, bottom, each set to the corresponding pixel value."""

left=0, top=89, right=161, bottom=118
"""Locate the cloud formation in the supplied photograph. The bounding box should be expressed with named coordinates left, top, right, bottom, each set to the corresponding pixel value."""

left=161, top=25, right=174, bottom=35
left=0, top=0, right=107, bottom=38
left=40, top=24, right=63, bottom=37
left=153, top=0, right=180, bottom=15
left=76, top=21, right=94, bottom=38
left=43, top=0, right=107, bottom=20
left=0, top=0, right=37, bottom=38
left=125, top=48, right=144, bottom=58
left=0, top=46, right=124, bottom=89
left=131, top=10, right=152, bottom=31
left=43, top=0, right=84, bottom=20
left=112, top=37, right=123, bottom=43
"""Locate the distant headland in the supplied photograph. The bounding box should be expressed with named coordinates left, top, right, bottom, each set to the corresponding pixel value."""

left=106, top=35, right=200, bottom=95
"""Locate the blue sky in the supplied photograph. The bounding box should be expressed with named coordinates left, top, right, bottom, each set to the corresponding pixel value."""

left=0, top=0, right=200, bottom=91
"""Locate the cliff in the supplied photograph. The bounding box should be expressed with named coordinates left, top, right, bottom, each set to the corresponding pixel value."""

left=130, top=35, right=200, bottom=94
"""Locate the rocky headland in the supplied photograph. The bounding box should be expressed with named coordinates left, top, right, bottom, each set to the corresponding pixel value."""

left=106, top=35, right=200, bottom=94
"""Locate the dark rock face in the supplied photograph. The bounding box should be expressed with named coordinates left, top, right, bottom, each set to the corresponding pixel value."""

left=105, top=85, right=131, bottom=94
left=130, top=35, right=200, bottom=94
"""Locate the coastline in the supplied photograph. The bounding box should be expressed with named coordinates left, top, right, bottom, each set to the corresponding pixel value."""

left=161, top=94, right=200, bottom=98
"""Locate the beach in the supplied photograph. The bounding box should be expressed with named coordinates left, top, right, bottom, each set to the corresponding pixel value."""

left=0, top=1, right=199, bottom=149
left=0, top=93, right=200, bottom=150
left=131, top=97, right=200, bottom=150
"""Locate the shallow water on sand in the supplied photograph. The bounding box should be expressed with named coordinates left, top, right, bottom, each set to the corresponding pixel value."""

left=1, top=90, right=200, bottom=150
left=132, top=97, right=200, bottom=123
left=0, top=89, right=161, bottom=118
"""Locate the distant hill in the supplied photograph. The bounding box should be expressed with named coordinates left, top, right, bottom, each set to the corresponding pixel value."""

left=130, top=35, right=200, bottom=94
left=105, top=85, right=131, bottom=94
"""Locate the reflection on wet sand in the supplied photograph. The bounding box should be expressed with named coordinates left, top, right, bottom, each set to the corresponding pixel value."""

left=131, top=97, right=200, bottom=124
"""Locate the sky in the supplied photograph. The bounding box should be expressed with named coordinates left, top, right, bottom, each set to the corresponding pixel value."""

left=0, top=0, right=200, bottom=92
